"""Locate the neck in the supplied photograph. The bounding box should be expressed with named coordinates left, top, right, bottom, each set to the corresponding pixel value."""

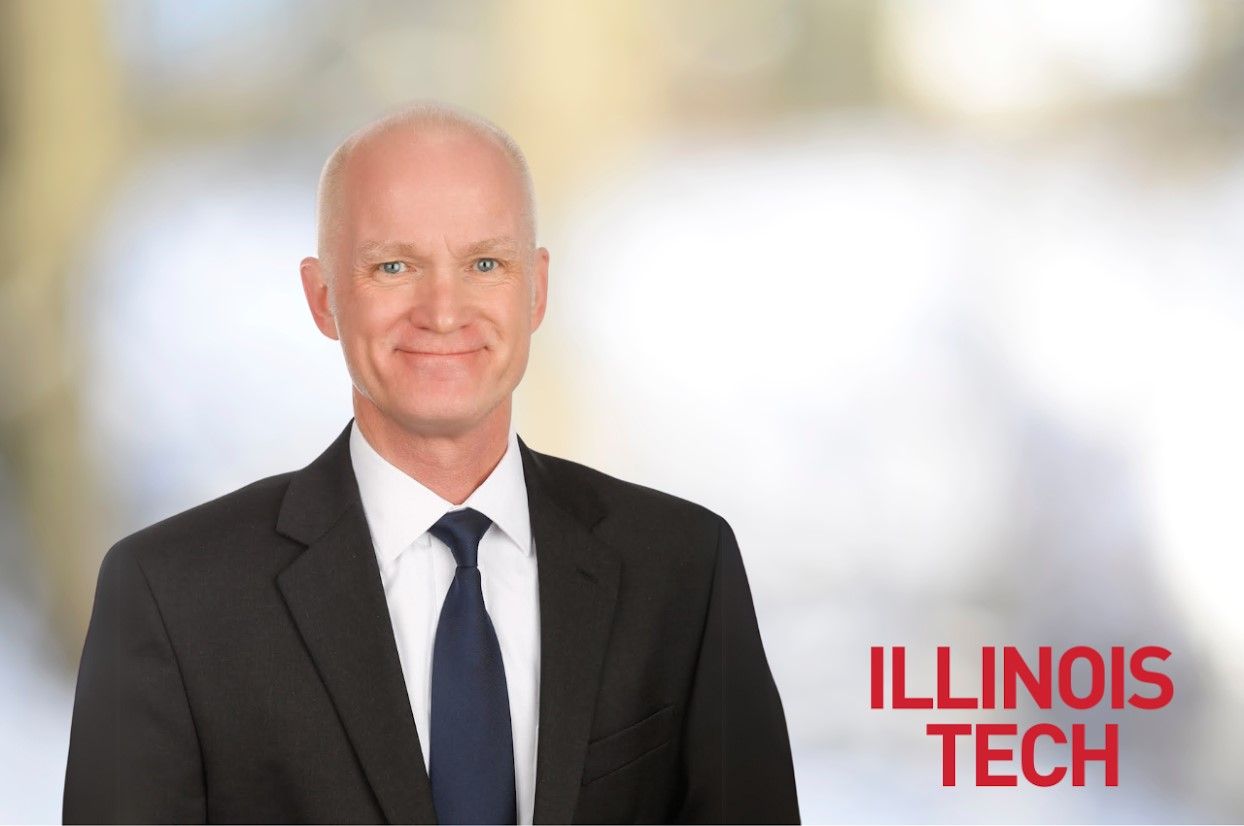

left=352, top=392, right=512, bottom=505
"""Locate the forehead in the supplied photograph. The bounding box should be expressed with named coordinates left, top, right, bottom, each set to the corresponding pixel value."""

left=338, top=127, right=526, bottom=244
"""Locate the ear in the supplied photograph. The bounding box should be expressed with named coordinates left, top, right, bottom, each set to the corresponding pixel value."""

left=529, top=246, right=549, bottom=332
left=300, top=256, right=340, bottom=340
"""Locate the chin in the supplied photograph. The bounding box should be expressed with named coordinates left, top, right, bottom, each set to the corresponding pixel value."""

left=389, top=398, right=490, bottom=437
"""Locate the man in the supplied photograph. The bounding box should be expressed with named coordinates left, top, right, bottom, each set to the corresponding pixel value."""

left=63, top=102, right=799, bottom=824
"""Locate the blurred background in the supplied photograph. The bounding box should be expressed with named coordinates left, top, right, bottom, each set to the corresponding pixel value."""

left=2, top=0, right=1243, bottom=821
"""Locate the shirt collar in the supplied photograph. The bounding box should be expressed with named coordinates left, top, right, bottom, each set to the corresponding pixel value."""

left=348, top=419, right=533, bottom=567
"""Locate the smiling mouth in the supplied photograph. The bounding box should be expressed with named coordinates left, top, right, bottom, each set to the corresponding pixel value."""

left=396, top=348, right=482, bottom=357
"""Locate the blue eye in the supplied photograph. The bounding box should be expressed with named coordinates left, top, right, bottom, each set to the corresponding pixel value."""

left=475, top=258, right=499, bottom=273
left=379, top=261, right=406, bottom=275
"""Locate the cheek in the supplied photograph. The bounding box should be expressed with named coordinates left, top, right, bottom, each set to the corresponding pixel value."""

left=341, top=293, right=404, bottom=345
left=492, top=290, right=535, bottom=342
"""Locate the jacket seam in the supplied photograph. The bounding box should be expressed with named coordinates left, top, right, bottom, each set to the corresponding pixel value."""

left=133, top=552, right=210, bottom=821
left=672, top=515, right=725, bottom=815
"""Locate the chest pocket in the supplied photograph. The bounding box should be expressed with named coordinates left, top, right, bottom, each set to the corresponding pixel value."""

left=581, top=704, right=676, bottom=786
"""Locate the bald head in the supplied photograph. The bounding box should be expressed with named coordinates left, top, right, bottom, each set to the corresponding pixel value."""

left=298, top=101, right=550, bottom=451
left=315, top=102, right=538, bottom=280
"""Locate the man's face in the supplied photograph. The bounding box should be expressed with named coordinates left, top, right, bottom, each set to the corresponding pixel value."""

left=302, top=127, right=548, bottom=438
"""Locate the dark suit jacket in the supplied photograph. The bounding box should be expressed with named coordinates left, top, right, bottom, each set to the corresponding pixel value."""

left=63, top=420, right=799, bottom=824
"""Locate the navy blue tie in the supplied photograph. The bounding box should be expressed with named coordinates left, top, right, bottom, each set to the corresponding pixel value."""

left=428, top=508, right=517, bottom=825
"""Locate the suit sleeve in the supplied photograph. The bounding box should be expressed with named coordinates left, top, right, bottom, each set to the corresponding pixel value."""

left=63, top=541, right=207, bottom=824
left=675, top=517, right=801, bottom=824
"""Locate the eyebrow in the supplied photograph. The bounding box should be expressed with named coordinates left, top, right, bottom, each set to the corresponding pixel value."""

left=356, top=236, right=522, bottom=261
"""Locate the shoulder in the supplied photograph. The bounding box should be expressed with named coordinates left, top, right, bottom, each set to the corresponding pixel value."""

left=524, top=447, right=730, bottom=559
left=101, top=471, right=297, bottom=584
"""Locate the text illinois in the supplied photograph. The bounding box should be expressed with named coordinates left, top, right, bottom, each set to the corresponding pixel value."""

left=870, top=645, right=1173, bottom=787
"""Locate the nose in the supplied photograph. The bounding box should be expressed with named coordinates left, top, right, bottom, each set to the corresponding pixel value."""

left=409, top=266, right=469, bottom=333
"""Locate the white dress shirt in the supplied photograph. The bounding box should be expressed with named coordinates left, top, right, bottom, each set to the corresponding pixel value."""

left=349, top=421, right=540, bottom=825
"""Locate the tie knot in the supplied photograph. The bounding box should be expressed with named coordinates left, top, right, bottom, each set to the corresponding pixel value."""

left=429, top=507, right=493, bottom=568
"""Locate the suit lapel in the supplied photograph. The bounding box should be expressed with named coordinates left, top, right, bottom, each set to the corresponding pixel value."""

left=272, top=421, right=621, bottom=825
left=519, top=439, right=621, bottom=825
left=275, top=420, right=436, bottom=824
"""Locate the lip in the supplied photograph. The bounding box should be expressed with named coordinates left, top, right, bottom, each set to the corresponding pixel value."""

left=395, top=347, right=483, bottom=357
